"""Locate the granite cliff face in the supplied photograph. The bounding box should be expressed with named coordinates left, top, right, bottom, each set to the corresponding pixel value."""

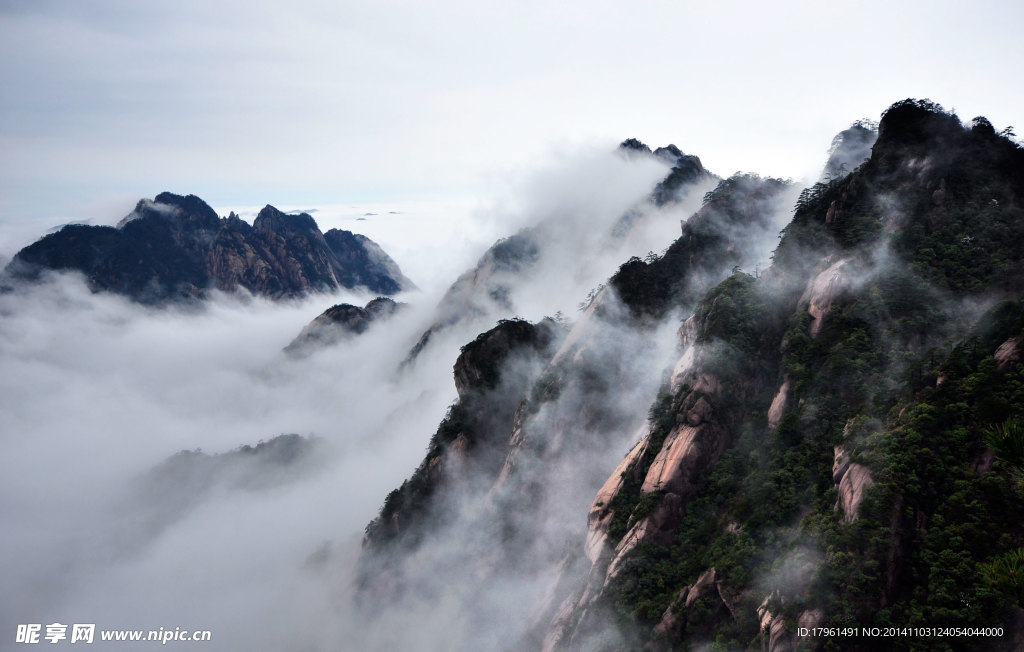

left=359, top=100, right=1024, bottom=650
left=538, top=100, right=1024, bottom=650
left=5, top=193, right=413, bottom=302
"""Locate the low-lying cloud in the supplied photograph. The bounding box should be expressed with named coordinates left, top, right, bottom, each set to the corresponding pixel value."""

left=0, top=143, right=737, bottom=650
left=0, top=270, right=471, bottom=649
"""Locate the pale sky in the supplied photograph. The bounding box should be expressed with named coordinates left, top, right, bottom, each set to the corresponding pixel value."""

left=1, top=0, right=1022, bottom=233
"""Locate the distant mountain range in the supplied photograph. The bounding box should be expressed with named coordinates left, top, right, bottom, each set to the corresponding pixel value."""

left=3, top=192, right=414, bottom=302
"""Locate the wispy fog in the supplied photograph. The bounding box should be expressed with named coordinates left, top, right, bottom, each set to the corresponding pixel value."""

left=353, top=287, right=688, bottom=651
left=0, top=270, right=470, bottom=649
left=0, top=144, right=691, bottom=649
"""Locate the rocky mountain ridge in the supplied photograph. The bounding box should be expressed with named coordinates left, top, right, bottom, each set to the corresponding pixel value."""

left=403, top=141, right=720, bottom=366
left=542, top=98, right=1024, bottom=650
left=357, top=99, right=1024, bottom=651
left=5, top=192, right=414, bottom=302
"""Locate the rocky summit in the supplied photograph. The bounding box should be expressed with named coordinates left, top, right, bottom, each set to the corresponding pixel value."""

left=5, top=193, right=414, bottom=303
left=284, top=296, right=406, bottom=356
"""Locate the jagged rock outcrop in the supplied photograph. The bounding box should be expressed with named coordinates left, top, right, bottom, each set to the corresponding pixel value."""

left=757, top=593, right=791, bottom=652
left=832, top=445, right=873, bottom=523
left=618, top=138, right=654, bottom=157
left=798, top=258, right=850, bottom=337
left=617, top=137, right=719, bottom=208
left=284, top=297, right=404, bottom=356
left=651, top=152, right=716, bottom=208
left=995, top=335, right=1022, bottom=371
left=5, top=193, right=414, bottom=302
left=767, top=377, right=791, bottom=428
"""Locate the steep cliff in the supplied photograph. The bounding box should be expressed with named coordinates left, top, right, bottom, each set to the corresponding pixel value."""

left=361, top=317, right=566, bottom=559
left=541, top=99, right=1024, bottom=650
left=357, top=99, right=1024, bottom=651
left=357, top=150, right=792, bottom=650
left=5, top=193, right=413, bottom=302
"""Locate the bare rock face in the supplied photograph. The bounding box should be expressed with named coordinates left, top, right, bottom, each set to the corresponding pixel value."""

left=669, top=317, right=698, bottom=392
left=833, top=445, right=873, bottom=523
left=6, top=193, right=413, bottom=303
left=799, top=259, right=850, bottom=338
left=553, top=358, right=744, bottom=642
left=757, top=593, right=792, bottom=652
left=994, top=335, right=1022, bottom=371
left=542, top=268, right=782, bottom=648
left=767, top=377, right=791, bottom=428
left=585, top=438, right=648, bottom=564
left=651, top=568, right=730, bottom=645
left=590, top=363, right=731, bottom=586
left=641, top=422, right=725, bottom=495
left=605, top=492, right=685, bottom=582
left=642, top=372, right=725, bottom=497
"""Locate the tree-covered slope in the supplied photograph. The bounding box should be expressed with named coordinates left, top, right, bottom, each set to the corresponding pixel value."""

left=357, top=99, right=1024, bottom=651
left=551, top=99, right=1024, bottom=651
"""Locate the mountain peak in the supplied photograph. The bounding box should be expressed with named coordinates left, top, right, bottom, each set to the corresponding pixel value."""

left=653, top=144, right=684, bottom=163
left=618, top=138, right=652, bottom=155
left=116, top=192, right=220, bottom=229
left=875, top=98, right=962, bottom=147
left=152, top=192, right=219, bottom=221
left=253, top=204, right=320, bottom=235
